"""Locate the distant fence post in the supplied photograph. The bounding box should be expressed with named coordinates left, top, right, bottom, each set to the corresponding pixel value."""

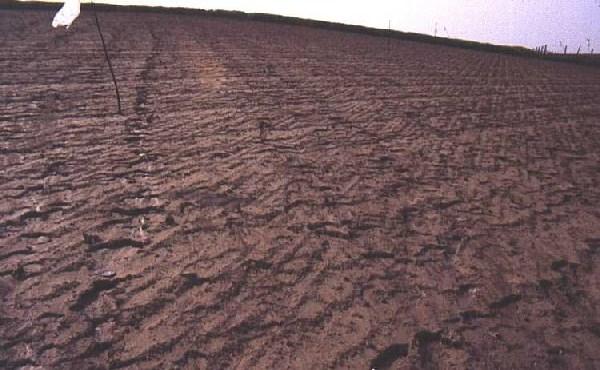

left=564, top=45, right=568, bottom=55
left=535, top=45, right=548, bottom=56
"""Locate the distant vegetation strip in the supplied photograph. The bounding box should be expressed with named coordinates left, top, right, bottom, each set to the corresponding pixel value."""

left=3, top=0, right=599, bottom=68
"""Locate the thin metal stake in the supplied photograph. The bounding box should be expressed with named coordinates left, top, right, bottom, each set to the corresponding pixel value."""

left=92, top=1, right=122, bottom=115
left=387, top=20, right=390, bottom=57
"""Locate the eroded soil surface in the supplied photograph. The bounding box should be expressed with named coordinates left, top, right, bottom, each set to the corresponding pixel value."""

left=1, top=7, right=600, bottom=370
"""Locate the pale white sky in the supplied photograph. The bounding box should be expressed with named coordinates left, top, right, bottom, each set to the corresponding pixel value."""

left=35, top=0, right=600, bottom=52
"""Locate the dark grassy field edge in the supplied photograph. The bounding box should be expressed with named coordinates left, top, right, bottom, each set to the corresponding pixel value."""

left=3, top=0, right=600, bottom=67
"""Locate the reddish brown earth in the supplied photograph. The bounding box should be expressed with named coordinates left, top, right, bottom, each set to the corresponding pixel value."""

left=2, top=6, right=600, bottom=370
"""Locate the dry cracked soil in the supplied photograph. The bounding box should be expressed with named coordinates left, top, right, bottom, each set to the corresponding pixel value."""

left=1, top=6, right=600, bottom=370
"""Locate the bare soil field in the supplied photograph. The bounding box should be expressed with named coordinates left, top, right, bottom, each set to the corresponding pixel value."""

left=1, top=6, right=600, bottom=370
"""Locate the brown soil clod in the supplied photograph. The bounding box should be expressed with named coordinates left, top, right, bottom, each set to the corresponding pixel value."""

left=70, top=279, right=119, bottom=311
left=413, top=329, right=442, bottom=346
left=369, top=343, right=409, bottom=370
left=489, top=293, right=522, bottom=309
left=585, top=238, right=600, bottom=253
left=180, top=272, right=210, bottom=286
left=84, top=234, right=149, bottom=251
left=361, top=251, right=395, bottom=260
left=551, top=259, right=570, bottom=271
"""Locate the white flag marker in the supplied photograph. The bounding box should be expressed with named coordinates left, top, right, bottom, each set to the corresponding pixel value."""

left=52, top=0, right=81, bottom=29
